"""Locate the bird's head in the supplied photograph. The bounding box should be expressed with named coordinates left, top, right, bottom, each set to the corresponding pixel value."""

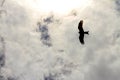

left=80, top=20, right=83, bottom=24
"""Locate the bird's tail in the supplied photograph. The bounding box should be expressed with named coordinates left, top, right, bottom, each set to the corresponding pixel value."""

left=84, top=31, right=89, bottom=35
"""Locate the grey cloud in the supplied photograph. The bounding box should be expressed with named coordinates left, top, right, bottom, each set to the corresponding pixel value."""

left=0, top=0, right=120, bottom=80
left=43, top=14, right=61, bottom=24
left=115, top=0, right=120, bottom=13
left=36, top=14, right=61, bottom=47
left=0, top=76, right=16, bottom=80
left=0, top=36, right=5, bottom=68
left=113, top=29, right=120, bottom=42
left=37, top=22, right=52, bottom=47
left=0, top=0, right=28, bottom=27
left=85, top=58, right=120, bottom=80
left=0, top=36, right=9, bottom=80
left=7, top=77, right=16, bottom=80
left=58, top=49, right=64, bottom=52
left=43, top=15, right=54, bottom=24
left=0, top=0, right=5, bottom=7
left=44, top=73, right=56, bottom=80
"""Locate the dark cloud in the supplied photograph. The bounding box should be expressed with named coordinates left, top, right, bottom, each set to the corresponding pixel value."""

left=37, top=22, right=52, bottom=47
left=7, top=77, right=16, bottom=80
left=36, top=14, right=62, bottom=47
left=115, top=0, right=120, bottom=14
left=43, top=15, right=54, bottom=24
left=112, top=29, right=120, bottom=44
left=43, top=14, right=61, bottom=24
left=0, top=36, right=5, bottom=68
left=0, top=75, right=6, bottom=80
left=44, top=73, right=55, bottom=80
left=58, top=49, right=64, bottom=52
left=114, top=30, right=120, bottom=39
left=0, top=76, right=16, bottom=80
left=0, top=36, right=6, bottom=80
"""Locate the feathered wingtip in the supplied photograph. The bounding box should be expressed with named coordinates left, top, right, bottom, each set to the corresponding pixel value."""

left=87, top=31, right=89, bottom=35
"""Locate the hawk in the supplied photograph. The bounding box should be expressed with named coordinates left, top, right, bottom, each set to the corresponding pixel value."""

left=78, top=20, right=89, bottom=44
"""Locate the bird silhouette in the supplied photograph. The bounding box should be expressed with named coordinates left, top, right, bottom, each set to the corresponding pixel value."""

left=78, top=20, right=89, bottom=44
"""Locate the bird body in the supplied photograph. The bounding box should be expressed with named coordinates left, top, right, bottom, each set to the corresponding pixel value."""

left=78, top=20, right=89, bottom=44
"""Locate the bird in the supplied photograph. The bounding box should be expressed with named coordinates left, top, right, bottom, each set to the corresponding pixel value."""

left=78, top=20, right=89, bottom=44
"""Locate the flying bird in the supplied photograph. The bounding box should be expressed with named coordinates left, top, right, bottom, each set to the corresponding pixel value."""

left=78, top=20, right=89, bottom=44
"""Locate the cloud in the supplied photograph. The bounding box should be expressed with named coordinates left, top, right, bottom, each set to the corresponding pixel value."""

left=37, top=22, right=52, bottom=47
left=43, top=15, right=54, bottom=24
left=0, top=36, right=5, bottom=68
left=115, top=0, right=120, bottom=14
left=85, top=57, right=120, bottom=80
left=0, top=0, right=120, bottom=80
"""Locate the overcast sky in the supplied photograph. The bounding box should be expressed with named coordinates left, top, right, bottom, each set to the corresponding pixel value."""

left=0, top=0, right=120, bottom=80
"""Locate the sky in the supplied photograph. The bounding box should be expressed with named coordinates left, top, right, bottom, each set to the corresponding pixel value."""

left=0, top=0, right=120, bottom=80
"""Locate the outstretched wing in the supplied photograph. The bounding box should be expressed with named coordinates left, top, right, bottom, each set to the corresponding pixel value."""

left=78, top=20, right=84, bottom=32
left=79, top=33, right=84, bottom=44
